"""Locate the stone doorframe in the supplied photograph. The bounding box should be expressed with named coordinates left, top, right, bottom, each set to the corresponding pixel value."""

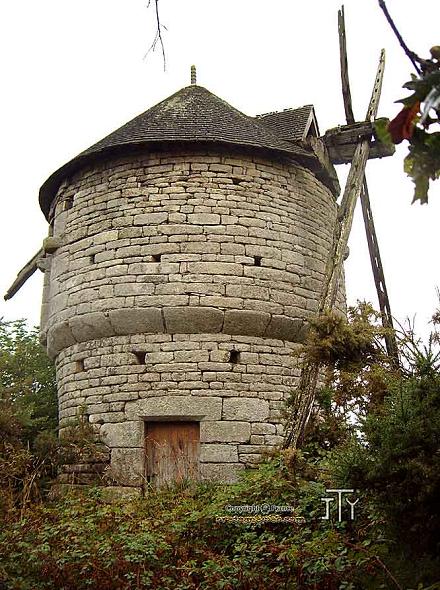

left=100, top=395, right=221, bottom=488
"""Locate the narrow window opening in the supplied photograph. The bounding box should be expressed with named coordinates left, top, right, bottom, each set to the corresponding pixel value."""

left=90, top=254, right=96, bottom=264
left=232, top=177, right=241, bottom=185
left=63, top=198, right=74, bottom=211
left=254, top=256, right=262, bottom=267
left=132, top=350, right=147, bottom=364
left=229, top=350, right=240, bottom=364
left=152, top=254, right=161, bottom=262
left=75, top=359, right=85, bottom=373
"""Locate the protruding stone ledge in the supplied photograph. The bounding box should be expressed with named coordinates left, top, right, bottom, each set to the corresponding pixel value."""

left=223, top=310, right=270, bottom=336
left=109, top=308, right=164, bottom=335
left=70, top=312, right=114, bottom=343
left=46, top=307, right=309, bottom=357
left=264, top=315, right=308, bottom=342
left=163, top=306, right=223, bottom=334
left=43, top=236, right=63, bottom=254
left=47, top=320, right=76, bottom=358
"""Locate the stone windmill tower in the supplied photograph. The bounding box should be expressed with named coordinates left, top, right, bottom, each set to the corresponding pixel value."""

left=7, top=74, right=343, bottom=490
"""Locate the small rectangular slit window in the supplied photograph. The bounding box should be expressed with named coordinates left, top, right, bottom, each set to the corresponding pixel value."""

left=132, top=350, right=146, bottom=364
left=254, top=256, right=262, bottom=267
left=63, top=198, right=74, bottom=211
left=229, top=350, right=240, bottom=364
left=75, top=359, right=85, bottom=373
left=152, top=254, right=161, bottom=262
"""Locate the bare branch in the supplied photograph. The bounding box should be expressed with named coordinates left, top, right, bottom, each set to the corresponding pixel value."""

left=144, top=0, right=166, bottom=70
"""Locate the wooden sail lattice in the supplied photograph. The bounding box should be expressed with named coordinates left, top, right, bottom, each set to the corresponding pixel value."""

left=338, top=6, right=399, bottom=364
left=284, top=7, right=397, bottom=449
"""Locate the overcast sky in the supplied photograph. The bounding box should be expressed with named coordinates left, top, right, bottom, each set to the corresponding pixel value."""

left=0, top=0, right=439, bottom=340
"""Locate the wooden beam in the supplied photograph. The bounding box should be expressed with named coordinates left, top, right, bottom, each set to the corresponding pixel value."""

left=323, top=121, right=395, bottom=164
left=338, top=6, right=355, bottom=125
left=322, top=49, right=385, bottom=309
left=4, top=249, right=44, bottom=301
left=338, top=5, right=399, bottom=365
left=284, top=49, right=386, bottom=450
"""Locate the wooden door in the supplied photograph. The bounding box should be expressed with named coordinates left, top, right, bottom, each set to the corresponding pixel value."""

left=145, top=421, right=200, bottom=487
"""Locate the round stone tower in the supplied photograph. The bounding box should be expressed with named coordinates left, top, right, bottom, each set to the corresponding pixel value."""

left=38, top=82, right=341, bottom=489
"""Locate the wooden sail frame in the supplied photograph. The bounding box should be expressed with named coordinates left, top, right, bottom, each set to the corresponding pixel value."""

left=284, top=7, right=398, bottom=448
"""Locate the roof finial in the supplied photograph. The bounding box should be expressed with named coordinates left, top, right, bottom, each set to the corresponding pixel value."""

left=191, top=65, right=197, bottom=85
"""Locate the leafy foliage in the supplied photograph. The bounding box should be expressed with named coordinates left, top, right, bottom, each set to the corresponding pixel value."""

left=331, top=311, right=440, bottom=561
left=302, top=304, right=396, bottom=438
left=0, top=454, right=405, bottom=590
left=0, top=319, right=57, bottom=443
left=0, top=319, right=58, bottom=515
left=378, top=48, right=440, bottom=204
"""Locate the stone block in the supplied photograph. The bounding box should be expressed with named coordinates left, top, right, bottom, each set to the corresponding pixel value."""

left=209, top=350, right=231, bottom=363
left=93, top=230, right=119, bottom=245
left=250, top=435, right=265, bottom=444
left=110, top=448, right=144, bottom=486
left=251, top=422, right=276, bottom=435
left=265, top=435, right=285, bottom=446
left=226, top=285, right=269, bottom=300
left=187, top=262, right=243, bottom=276
left=114, top=283, right=152, bottom=297
left=209, top=164, right=233, bottom=173
left=69, top=312, right=114, bottom=343
left=188, top=213, right=221, bottom=225
left=100, top=421, right=143, bottom=448
left=134, top=212, right=168, bottom=225
left=200, top=421, right=250, bottom=443
left=43, top=236, right=63, bottom=254
left=200, top=462, right=244, bottom=483
left=239, top=454, right=263, bottom=465
left=223, top=398, right=269, bottom=422
left=181, top=242, right=220, bottom=254
left=264, top=315, right=308, bottom=343
left=200, top=444, right=238, bottom=463
left=145, top=351, right=174, bottom=364
left=125, top=395, right=222, bottom=421
left=223, top=310, right=270, bottom=337
left=163, top=306, right=223, bottom=334
left=47, top=321, right=76, bottom=358
left=108, top=308, right=164, bottom=335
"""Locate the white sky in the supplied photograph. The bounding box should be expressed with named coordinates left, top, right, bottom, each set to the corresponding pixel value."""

left=0, top=0, right=439, bottom=340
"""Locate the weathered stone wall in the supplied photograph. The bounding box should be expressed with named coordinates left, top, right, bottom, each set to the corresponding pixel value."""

left=43, top=148, right=337, bottom=355
left=56, top=332, right=302, bottom=484
left=42, top=146, right=339, bottom=485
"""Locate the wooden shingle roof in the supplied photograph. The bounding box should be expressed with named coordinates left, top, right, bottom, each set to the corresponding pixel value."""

left=256, top=105, right=319, bottom=141
left=39, top=85, right=322, bottom=219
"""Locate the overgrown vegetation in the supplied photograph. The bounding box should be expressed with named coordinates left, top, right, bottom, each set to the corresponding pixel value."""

left=0, top=319, right=58, bottom=515
left=1, top=313, right=439, bottom=588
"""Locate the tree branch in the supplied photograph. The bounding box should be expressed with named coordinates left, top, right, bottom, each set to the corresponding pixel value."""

left=378, top=0, right=422, bottom=75
left=144, top=0, right=166, bottom=70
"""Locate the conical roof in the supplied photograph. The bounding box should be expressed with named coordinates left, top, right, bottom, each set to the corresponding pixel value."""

left=39, top=85, right=316, bottom=219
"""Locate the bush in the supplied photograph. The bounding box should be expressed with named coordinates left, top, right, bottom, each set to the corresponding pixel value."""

left=0, top=453, right=402, bottom=590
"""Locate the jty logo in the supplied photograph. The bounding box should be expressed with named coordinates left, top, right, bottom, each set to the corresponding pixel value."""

left=321, top=489, right=359, bottom=521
